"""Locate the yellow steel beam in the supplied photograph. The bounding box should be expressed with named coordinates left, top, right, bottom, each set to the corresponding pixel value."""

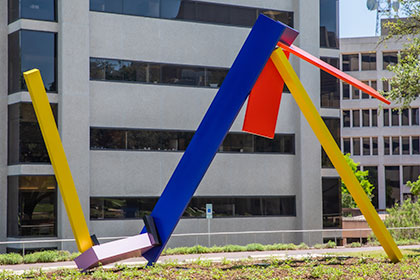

left=270, top=48, right=402, bottom=263
left=23, top=69, right=93, bottom=253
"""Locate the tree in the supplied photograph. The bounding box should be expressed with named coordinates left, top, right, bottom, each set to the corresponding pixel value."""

left=406, top=175, right=420, bottom=197
left=381, top=0, right=420, bottom=108
left=341, top=154, right=374, bottom=208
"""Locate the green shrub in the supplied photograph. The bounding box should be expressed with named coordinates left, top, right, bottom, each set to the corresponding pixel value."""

left=0, top=253, right=24, bottom=265
left=23, top=250, right=72, bottom=263
left=349, top=242, right=361, bottom=248
left=223, top=245, right=246, bottom=252
left=246, top=243, right=265, bottom=251
left=384, top=198, right=420, bottom=240
left=296, top=242, right=309, bottom=250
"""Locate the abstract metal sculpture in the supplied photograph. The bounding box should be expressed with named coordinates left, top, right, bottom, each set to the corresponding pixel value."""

left=23, top=14, right=402, bottom=270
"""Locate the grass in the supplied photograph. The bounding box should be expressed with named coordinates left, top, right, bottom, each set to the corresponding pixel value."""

left=1, top=255, right=420, bottom=279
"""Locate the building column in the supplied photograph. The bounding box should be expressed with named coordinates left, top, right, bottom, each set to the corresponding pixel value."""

left=0, top=0, right=8, bottom=252
left=58, top=0, right=91, bottom=252
left=294, top=0, right=323, bottom=245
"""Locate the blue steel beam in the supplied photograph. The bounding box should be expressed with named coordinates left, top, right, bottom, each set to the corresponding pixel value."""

left=141, top=15, right=289, bottom=265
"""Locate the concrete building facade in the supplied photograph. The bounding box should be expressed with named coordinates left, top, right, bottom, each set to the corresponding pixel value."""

left=340, top=36, right=420, bottom=210
left=1, top=0, right=341, bottom=253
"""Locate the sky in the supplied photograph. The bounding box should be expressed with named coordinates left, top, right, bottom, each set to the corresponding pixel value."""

left=339, top=0, right=378, bottom=38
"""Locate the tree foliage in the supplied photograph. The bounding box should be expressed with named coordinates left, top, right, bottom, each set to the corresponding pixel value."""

left=341, top=154, right=374, bottom=208
left=384, top=198, right=420, bottom=240
left=406, top=175, right=420, bottom=196
left=381, top=0, right=420, bottom=108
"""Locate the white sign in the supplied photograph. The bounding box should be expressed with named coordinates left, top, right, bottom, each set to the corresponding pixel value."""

left=206, top=203, right=213, bottom=219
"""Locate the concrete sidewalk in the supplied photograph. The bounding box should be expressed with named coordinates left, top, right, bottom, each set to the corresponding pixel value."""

left=1, top=244, right=419, bottom=274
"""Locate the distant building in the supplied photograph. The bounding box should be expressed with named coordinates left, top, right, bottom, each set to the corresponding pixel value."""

left=340, top=36, right=420, bottom=210
left=0, top=0, right=341, bottom=253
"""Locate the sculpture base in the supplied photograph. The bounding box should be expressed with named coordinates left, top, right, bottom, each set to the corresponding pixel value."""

left=74, top=233, right=157, bottom=271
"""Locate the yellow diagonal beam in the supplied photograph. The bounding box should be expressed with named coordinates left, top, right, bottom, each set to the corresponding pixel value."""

left=23, top=69, right=93, bottom=253
left=271, top=48, right=402, bottom=263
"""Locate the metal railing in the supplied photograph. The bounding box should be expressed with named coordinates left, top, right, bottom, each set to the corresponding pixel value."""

left=1, top=226, right=419, bottom=255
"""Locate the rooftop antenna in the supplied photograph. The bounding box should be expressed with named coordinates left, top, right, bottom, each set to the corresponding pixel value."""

left=366, top=0, right=400, bottom=35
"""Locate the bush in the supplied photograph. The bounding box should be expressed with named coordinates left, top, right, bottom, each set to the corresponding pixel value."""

left=349, top=242, right=361, bottom=248
left=23, top=250, right=72, bottom=263
left=0, top=253, right=24, bottom=265
left=246, top=243, right=265, bottom=251
left=384, top=198, right=420, bottom=240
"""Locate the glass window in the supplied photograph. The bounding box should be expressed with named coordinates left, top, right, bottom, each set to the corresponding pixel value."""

left=353, top=137, right=360, bottom=156
left=392, top=136, right=400, bottom=155
left=384, top=137, right=390, bottom=155
left=322, top=178, right=341, bottom=228
left=383, top=51, right=398, bottom=70
left=161, top=65, right=205, bottom=86
left=8, top=30, right=57, bottom=95
left=343, top=138, right=350, bottom=154
left=123, top=0, right=160, bottom=17
left=320, top=57, right=340, bottom=108
left=353, top=110, right=360, bottom=127
left=412, top=136, right=419, bottom=155
left=352, top=85, right=360, bottom=99
left=402, top=137, right=410, bottom=155
left=402, top=109, right=409, bottom=126
left=8, top=103, right=58, bottom=164
left=364, top=166, right=378, bottom=208
left=343, top=110, right=350, bottom=127
left=342, top=54, right=358, bottom=71
left=319, top=0, right=338, bottom=49
left=7, top=176, right=57, bottom=237
left=91, top=196, right=296, bottom=219
left=90, top=58, right=228, bottom=88
left=362, top=110, right=369, bottom=127
left=362, top=138, right=370, bottom=156
left=90, top=0, right=123, bottom=13
left=385, top=166, right=400, bottom=207
left=403, top=166, right=420, bottom=184
left=382, top=80, right=389, bottom=92
left=342, top=83, right=350, bottom=100
left=391, top=110, right=399, bottom=126
left=383, top=108, right=390, bottom=126
left=371, top=80, right=377, bottom=90
left=91, top=128, right=295, bottom=154
left=412, top=108, right=419, bottom=125
left=372, top=109, right=377, bottom=127
left=322, top=118, right=340, bottom=168
left=8, top=0, right=56, bottom=23
left=361, top=52, right=376, bottom=71
left=372, top=137, right=378, bottom=155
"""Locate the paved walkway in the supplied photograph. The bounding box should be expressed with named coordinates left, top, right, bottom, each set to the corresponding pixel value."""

left=1, top=244, right=419, bottom=274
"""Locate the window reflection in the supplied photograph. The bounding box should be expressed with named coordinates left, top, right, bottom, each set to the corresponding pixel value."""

left=385, top=166, right=400, bottom=207
left=90, top=0, right=294, bottom=27
left=8, top=0, right=56, bottom=23
left=322, top=178, right=341, bottom=228
left=7, top=176, right=57, bottom=237
left=8, top=103, right=58, bottom=164
left=90, top=58, right=228, bottom=88
left=91, top=128, right=295, bottom=154
left=342, top=54, right=358, bottom=71
left=90, top=196, right=296, bottom=219
left=361, top=53, right=376, bottom=71
left=364, top=166, right=378, bottom=208
left=320, top=0, right=339, bottom=49
left=8, top=30, right=57, bottom=94
left=320, top=57, right=339, bottom=108
left=383, top=51, right=398, bottom=70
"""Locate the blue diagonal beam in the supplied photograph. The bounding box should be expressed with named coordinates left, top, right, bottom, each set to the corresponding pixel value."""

left=141, top=15, right=289, bottom=265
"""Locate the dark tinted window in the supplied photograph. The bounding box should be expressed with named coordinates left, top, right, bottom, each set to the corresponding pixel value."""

left=403, top=166, right=420, bottom=184
left=362, top=110, right=369, bottom=127
left=90, top=58, right=228, bottom=88
left=364, top=166, right=378, bottom=208
left=412, top=108, right=419, bottom=125
left=402, top=137, right=410, bottom=155
left=91, top=196, right=296, bottom=219
left=8, top=103, right=58, bottom=164
left=413, top=136, right=420, bottom=154
left=90, top=0, right=294, bottom=28
left=320, top=57, right=340, bottom=108
left=343, top=138, right=350, bottom=154
left=391, top=110, right=399, bottom=126
left=7, top=176, right=57, bottom=237
left=322, top=118, right=340, bottom=168
left=8, top=0, right=56, bottom=23
left=342, top=83, right=350, bottom=100
left=342, top=54, right=358, bottom=71
left=384, top=137, right=390, bottom=155
left=361, top=53, right=376, bottom=70
left=363, top=138, right=370, bottom=156
left=372, top=137, right=378, bottom=155
left=352, top=85, right=360, bottom=99
left=372, top=109, right=377, bottom=127
left=322, top=178, right=341, bottom=228
left=353, top=137, right=360, bottom=156
left=392, top=136, right=400, bottom=155
left=402, top=109, right=409, bottom=126
left=320, top=0, right=338, bottom=49
left=8, top=30, right=57, bottom=94
left=91, top=128, right=295, bottom=154
left=353, top=110, right=360, bottom=127
left=383, top=51, right=398, bottom=70
left=343, top=110, right=350, bottom=127
left=383, top=109, right=389, bottom=126
left=385, top=166, right=400, bottom=207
